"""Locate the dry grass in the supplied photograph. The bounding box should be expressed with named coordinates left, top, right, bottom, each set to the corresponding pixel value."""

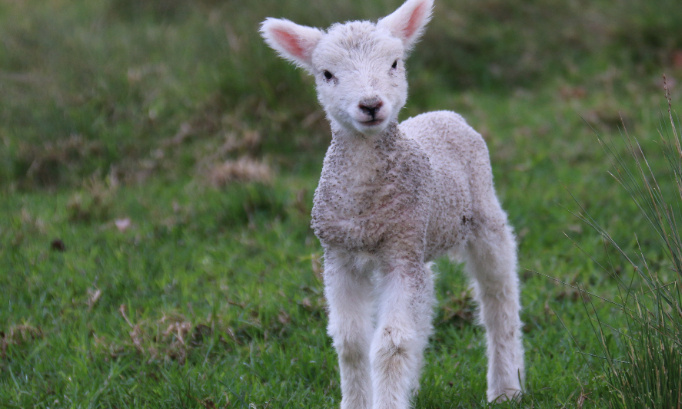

left=113, top=306, right=215, bottom=365
left=66, top=175, right=118, bottom=223
left=17, top=134, right=105, bottom=188
left=206, top=157, right=272, bottom=188
left=1, top=324, right=43, bottom=359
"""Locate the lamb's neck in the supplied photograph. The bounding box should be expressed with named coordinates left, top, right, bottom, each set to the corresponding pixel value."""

left=330, top=121, right=402, bottom=153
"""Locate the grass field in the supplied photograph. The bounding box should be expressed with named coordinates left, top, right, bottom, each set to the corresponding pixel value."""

left=2, top=0, right=682, bottom=407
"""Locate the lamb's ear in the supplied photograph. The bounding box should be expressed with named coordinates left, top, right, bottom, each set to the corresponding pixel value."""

left=260, top=18, right=323, bottom=73
left=377, top=0, right=433, bottom=51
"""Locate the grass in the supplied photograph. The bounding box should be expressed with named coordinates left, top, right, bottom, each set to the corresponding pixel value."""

left=1, top=0, right=682, bottom=407
left=574, top=86, right=682, bottom=408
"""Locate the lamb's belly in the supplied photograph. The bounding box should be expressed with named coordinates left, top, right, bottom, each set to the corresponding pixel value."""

left=424, top=213, right=469, bottom=261
left=424, top=185, right=472, bottom=261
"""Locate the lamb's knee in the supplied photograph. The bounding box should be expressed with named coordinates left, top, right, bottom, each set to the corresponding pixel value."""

left=329, top=320, right=371, bottom=361
left=335, top=336, right=369, bottom=366
left=372, top=327, right=411, bottom=373
left=372, top=324, right=428, bottom=368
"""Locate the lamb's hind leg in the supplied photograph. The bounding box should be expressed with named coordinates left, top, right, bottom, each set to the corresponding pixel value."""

left=371, top=259, right=435, bottom=409
left=464, top=216, right=524, bottom=402
left=324, top=250, right=375, bottom=409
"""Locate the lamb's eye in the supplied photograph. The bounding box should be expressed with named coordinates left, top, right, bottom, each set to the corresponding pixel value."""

left=391, top=60, right=398, bottom=69
left=323, top=70, right=333, bottom=80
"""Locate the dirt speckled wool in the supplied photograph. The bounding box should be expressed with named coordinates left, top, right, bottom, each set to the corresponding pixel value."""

left=261, top=0, right=525, bottom=407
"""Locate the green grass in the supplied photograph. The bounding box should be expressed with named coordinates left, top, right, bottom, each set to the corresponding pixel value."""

left=574, top=92, right=682, bottom=408
left=2, top=0, right=682, bottom=407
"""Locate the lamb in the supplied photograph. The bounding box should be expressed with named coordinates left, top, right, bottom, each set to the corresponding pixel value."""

left=259, top=0, right=524, bottom=407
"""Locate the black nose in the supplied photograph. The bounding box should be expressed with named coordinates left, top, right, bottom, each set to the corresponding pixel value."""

left=359, top=100, right=383, bottom=118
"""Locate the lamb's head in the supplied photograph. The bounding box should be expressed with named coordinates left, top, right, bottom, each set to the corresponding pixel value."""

left=260, top=0, right=433, bottom=136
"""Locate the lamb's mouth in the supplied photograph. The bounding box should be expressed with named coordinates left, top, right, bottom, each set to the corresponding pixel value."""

left=361, top=118, right=385, bottom=126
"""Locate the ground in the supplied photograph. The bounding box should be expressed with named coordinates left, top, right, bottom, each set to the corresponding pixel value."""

left=2, top=0, right=682, bottom=407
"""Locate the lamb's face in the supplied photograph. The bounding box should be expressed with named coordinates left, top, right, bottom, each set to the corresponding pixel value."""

left=312, top=22, right=408, bottom=136
left=260, top=0, right=432, bottom=135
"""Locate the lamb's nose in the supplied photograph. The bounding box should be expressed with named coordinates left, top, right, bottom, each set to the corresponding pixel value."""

left=359, top=99, right=383, bottom=118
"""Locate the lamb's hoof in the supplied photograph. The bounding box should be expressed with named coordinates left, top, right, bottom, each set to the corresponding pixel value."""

left=488, top=388, right=522, bottom=403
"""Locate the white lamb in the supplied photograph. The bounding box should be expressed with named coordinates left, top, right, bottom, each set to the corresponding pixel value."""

left=260, top=0, right=524, bottom=407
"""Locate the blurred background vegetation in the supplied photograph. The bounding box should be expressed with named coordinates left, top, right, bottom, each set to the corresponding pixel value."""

left=2, top=0, right=681, bottom=191
left=2, top=0, right=682, bottom=407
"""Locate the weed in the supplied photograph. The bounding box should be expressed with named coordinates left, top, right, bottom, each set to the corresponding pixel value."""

left=576, top=85, right=682, bottom=408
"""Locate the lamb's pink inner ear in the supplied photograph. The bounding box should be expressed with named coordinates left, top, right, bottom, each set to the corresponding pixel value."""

left=273, top=28, right=306, bottom=60
left=403, top=2, right=427, bottom=39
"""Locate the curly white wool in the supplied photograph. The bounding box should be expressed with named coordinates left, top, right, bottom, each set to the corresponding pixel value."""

left=260, top=1, right=525, bottom=407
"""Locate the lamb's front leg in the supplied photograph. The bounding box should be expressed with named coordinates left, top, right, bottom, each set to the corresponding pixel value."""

left=324, top=250, right=375, bottom=409
left=371, top=260, right=435, bottom=409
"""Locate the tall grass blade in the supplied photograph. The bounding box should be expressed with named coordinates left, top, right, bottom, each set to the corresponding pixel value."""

left=580, top=92, right=682, bottom=408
